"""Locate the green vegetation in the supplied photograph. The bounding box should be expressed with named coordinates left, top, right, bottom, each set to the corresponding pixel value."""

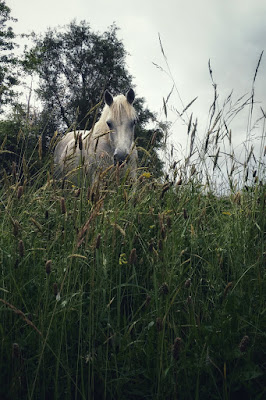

left=0, top=2, right=265, bottom=399
left=0, top=127, right=265, bottom=399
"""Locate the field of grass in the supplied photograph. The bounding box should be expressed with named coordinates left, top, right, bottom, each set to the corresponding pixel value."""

left=1, top=55, right=266, bottom=399
left=0, top=146, right=265, bottom=399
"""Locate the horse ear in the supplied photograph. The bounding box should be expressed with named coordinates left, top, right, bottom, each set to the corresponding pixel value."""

left=126, top=88, right=135, bottom=104
left=104, top=90, right=113, bottom=106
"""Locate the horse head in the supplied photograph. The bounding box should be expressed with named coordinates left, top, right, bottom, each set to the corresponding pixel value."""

left=104, top=88, right=137, bottom=166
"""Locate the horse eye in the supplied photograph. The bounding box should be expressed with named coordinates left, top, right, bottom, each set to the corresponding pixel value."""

left=106, top=120, right=113, bottom=129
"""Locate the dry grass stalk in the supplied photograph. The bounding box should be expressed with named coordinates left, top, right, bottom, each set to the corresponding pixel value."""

left=0, top=298, right=42, bottom=337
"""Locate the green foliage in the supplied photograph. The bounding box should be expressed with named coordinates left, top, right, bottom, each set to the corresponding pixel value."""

left=0, top=0, right=19, bottom=111
left=0, top=149, right=265, bottom=399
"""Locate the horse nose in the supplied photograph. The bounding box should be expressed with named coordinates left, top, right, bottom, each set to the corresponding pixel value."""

left=114, top=151, right=129, bottom=166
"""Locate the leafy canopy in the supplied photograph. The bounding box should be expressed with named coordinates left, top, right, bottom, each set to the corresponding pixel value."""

left=0, top=0, right=19, bottom=111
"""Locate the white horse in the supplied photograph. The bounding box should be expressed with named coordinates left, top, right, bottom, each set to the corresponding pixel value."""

left=54, top=89, right=138, bottom=184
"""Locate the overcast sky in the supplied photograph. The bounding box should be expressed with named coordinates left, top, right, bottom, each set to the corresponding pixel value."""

left=7, top=0, right=266, bottom=155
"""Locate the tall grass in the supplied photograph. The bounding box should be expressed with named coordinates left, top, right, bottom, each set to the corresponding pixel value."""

left=0, top=62, right=265, bottom=399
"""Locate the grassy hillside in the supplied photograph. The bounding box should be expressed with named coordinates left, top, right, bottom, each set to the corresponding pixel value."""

left=0, top=153, right=265, bottom=399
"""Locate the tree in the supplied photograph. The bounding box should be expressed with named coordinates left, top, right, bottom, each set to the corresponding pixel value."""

left=0, top=0, right=19, bottom=112
left=23, top=21, right=164, bottom=176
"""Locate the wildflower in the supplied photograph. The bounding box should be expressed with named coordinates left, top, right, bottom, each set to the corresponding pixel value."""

left=119, top=253, right=127, bottom=265
left=239, top=335, right=250, bottom=353
left=172, top=337, right=182, bottom=361
left=141, top=172, right=151, bottom=179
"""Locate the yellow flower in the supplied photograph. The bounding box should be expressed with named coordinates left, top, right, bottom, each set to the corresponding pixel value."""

left=119, top=253, right=127, bottom=265
left=141, top=172, right=151, bottom=179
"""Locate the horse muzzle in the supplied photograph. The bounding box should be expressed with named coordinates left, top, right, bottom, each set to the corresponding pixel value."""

left=114, top=150, right=129, bottom=166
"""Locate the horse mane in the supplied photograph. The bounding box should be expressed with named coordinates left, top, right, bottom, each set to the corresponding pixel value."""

left=90, top=94, right=137, bottom=142
left=101, top=94, right=137, bottom=123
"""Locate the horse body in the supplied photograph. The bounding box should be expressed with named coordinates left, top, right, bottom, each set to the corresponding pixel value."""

left=54, top=89, right=138, bottom=184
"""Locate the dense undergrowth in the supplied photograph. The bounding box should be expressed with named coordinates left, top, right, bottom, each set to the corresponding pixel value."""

left=1, top=50, right=266, bottom=398
left=0, top=159, right=265, bottom=399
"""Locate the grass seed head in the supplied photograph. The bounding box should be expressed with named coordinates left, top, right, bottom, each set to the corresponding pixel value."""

left=129, top=248, right=137, bottom=264
left=159, top=282, right=169, bottom=295
left=172, top=337, right=182, bottom=361
left=18, top=239, right=24, bottom=258
left=75, top=188, right=81, bottom=197
left=94, top=234, right=101, bottom=250
left=224, top=282, right=233, bottom=298
left=13, top=220, right=20, bottom=237
left=184, top=278, right=191, bottom=288
left=239, top=335, right=250, bottom=353
left=53, top=283, right=58, bottom=296
left=17, top=185, right=23, bottom=200
left=60, top=197, right=66, bottom=214
left=156, top=317, right=163, bottom=332
left=12, top=343, right=20, bottom=359
left=12, top=162, right=16, bottom=180
left=145, top=295, right=151, bottom=307
left=78, top=133, right=83, bottom=150
left=45, top=260, right=52, bottom=274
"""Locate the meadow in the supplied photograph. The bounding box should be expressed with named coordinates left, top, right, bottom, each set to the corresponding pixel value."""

left=0, top=67, right=266, bottom=399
